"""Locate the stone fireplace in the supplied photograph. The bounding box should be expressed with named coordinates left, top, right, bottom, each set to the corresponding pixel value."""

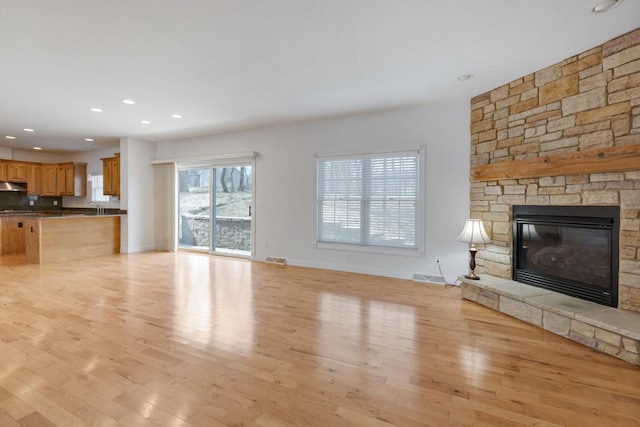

left=461, top=28, right=640, bottom=365
left=513, top=205, right=619, bottom=307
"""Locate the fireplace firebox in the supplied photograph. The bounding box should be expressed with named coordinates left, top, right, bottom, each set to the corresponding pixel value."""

left=512, top=205, right=619, bottom=307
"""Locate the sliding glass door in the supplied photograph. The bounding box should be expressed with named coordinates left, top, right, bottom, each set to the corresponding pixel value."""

left=213, top=165, right=252, bottom=255
left=178, top=164, right=252, bottom=257
left=178, top=168, right=211, bottom=250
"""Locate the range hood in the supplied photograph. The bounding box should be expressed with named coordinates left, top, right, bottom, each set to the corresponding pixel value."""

left=0, top=181, right=27, bottom=192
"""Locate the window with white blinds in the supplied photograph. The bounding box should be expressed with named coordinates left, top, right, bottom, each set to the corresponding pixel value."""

left=316, top=151, right=420, bottom=250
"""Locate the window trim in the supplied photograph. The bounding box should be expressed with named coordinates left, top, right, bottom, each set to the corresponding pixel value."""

left=313, top=147, right=425, bottom=257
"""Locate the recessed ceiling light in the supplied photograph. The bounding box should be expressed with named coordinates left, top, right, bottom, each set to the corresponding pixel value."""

left=592, top=0, right=623, bottom=12
left=141, top=120, right=151, bottom=125
left=458, top=74, right=474, bottom=81
left=171, top=114, right=183, bottom=119
left=122, top=99, right=136, bottom=105
left=33, top=147, right=42, bottom=150
left=23, top=128, right=35, bottom=132
left=90, top=107, right=103, bottom=113
left=85, top=138, right=94, bottom=142
left=5, top=136, right=16, bottom=140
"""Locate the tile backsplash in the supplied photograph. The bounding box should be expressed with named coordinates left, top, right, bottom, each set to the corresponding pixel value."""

left=0, top=192, right=62, bottom=212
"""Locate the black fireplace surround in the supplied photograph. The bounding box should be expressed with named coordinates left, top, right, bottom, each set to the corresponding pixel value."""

left=512, top=205, right=619, bottom=307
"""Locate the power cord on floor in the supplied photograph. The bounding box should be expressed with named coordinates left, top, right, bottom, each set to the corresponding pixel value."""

left=436, top=258, right=460, bottom=289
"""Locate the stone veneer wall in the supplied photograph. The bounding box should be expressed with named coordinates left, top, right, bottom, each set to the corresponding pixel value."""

left=181, top=214, right=251, bottom=251
left=469, top=28, right=640, bottom=313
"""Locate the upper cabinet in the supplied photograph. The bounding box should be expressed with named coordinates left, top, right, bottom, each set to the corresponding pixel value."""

left=101, top=153, right=120, bottom=197
left=0, top=159, right=87, bottom=197
left=57, top=162, right=87, bottom=197
left=40, top=164, right=58, bottom=196
left=6, top=162, right=28, bottom=182
left=27, top=164, right=41, bottom=196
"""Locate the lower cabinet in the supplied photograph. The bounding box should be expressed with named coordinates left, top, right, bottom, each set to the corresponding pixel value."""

left=0, top=217, right=26, bottom=255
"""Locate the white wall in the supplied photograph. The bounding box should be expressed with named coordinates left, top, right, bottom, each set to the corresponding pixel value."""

left=154, top=103, right=471, bottom=282
left=11, top=149, right=67, bottom=163
left=121, top=137, right=155, bottom=253
left=62, top=147, right=121, bottom=209
left=0, top=147, right=13, bottom=159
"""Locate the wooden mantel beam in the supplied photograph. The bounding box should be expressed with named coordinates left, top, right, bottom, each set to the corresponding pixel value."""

left=471, top=142, right=640, bottom=182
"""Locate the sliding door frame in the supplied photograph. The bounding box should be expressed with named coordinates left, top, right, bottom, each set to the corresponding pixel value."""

left=176, top=160, right=255, bottom=260
left=152, top=152, right=257, bottom=260
left=209, top=162, right=254, bottom=259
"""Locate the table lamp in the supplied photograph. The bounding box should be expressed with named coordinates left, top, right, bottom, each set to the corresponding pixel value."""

left=457, top=219, right=491, bottom=280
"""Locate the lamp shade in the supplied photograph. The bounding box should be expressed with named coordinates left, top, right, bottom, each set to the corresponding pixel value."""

left=522, top=224, right=541, bottom=241
left=457, top=219, right=491, bottom=244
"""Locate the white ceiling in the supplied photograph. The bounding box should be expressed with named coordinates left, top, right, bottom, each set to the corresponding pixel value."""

left=0, top=0, right=638, bottom=153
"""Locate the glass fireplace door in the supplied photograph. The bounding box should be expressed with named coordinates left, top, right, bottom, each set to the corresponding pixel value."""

left=513, top=205, right=619, bottom=307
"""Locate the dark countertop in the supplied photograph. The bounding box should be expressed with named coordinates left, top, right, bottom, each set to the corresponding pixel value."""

left=0, top=211, right=59, bottom=217
left=0, top=208, right=126, bottom=217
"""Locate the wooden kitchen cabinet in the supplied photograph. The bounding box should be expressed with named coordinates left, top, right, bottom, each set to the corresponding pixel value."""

left=43, top=162, right=86, bottom=197
left=0, top=217, right=26, bottom=255
left=28, top=163, right=41, bottom=195
left=0, top=159, right=87, bottom=197
left=57, top=164, right=71, bottom=196
left=41, top=164, right=58, bottom=196
left=102, top=158, right=113, bottom=195
left=56, top=162, right=87, bottom=196
left=7, top=162, right=28, bottom=182
left=101, top=153, right=120, bottom=196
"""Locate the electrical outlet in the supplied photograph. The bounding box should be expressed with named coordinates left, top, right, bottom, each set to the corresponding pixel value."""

left=53, top=200, right=58, bottom=206
left=435, top=256, right=441, bottom=263
left=29, top=200, right=34, bottom=206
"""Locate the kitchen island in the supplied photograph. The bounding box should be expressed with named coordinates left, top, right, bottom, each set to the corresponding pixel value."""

left=24, top=215, right=121, bottom=264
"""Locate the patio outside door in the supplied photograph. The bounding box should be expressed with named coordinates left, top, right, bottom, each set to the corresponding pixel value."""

left=178, top=168, right=211, bottom=251
left=212, top=165, right=252, bottom=256
left=178, top=165, right=252, bottom=257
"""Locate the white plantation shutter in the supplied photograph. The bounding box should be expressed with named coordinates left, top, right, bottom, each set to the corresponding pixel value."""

left=317, top=151, right=419, bottom=249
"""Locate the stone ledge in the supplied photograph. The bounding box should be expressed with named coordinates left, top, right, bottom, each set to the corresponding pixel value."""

left=461, top=275, right=640, bottom=366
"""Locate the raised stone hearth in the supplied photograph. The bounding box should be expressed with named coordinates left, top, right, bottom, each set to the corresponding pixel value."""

left=461, top=275, right=640, bottom=366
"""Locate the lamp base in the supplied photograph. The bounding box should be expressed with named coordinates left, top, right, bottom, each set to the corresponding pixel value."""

left=466, top=247, right=480, bottom=280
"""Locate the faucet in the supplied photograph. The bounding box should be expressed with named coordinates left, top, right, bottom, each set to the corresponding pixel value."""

left=90, top=202, right=105, bottom=216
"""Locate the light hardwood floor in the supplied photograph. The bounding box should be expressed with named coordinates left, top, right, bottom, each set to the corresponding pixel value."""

left=0, top=251, right=638, bottom=426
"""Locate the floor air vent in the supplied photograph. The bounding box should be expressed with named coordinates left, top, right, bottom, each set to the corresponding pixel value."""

left=265, top=257, right=287, bottom=266
left=412, top=273, right=445, bottom=284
